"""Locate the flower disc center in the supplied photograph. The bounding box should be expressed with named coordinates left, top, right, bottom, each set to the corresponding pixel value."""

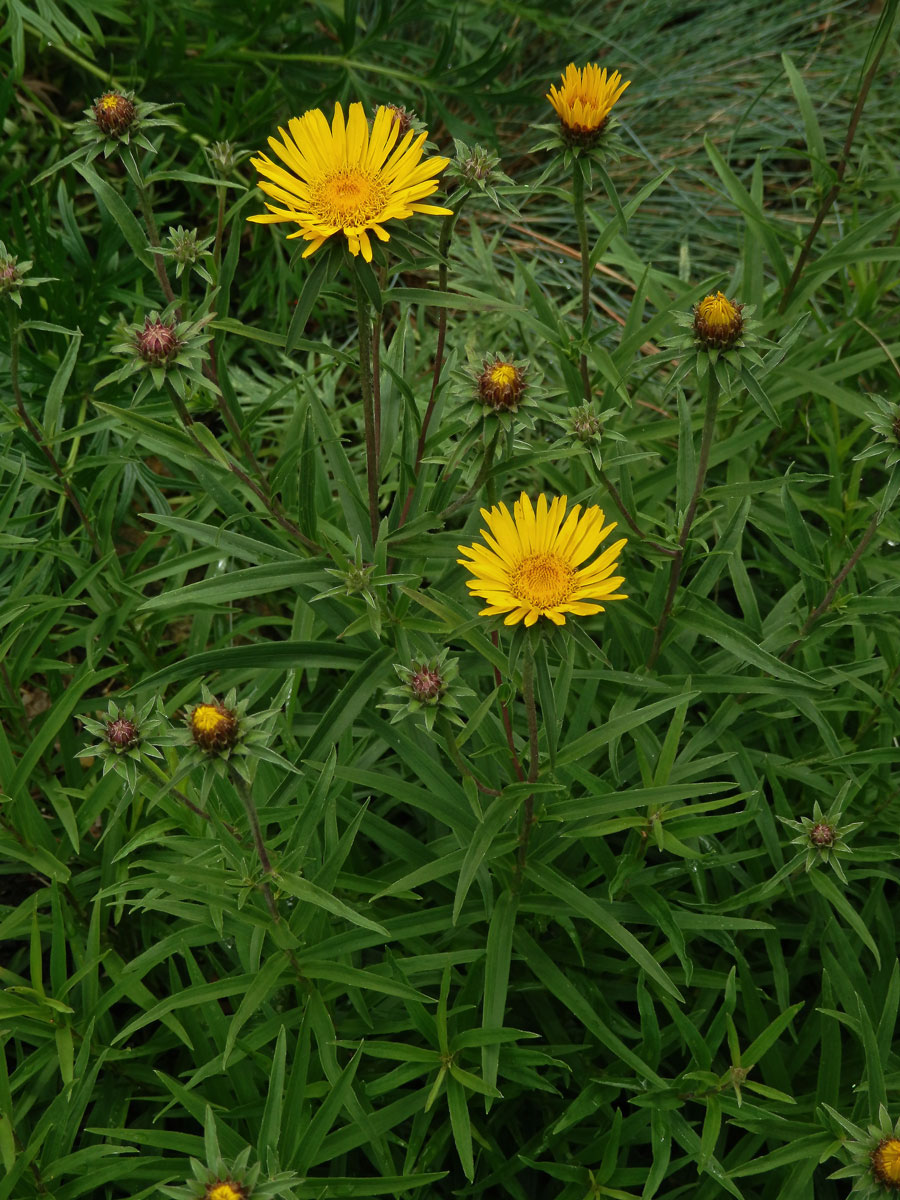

left=312, top=169, right=388, bottom=227
left=490, top=364, right=518, bottom=387
left=510, top=552, right=576, bottom=610
left=873, top=1137, right=900, bottom=1188
left=192, top=704, right=229, bottom=734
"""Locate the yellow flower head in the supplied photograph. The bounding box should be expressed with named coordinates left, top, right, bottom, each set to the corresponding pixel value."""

left=458, top=492, right=627, bottom=627
left=477, top=358, right=527, bottom=412
left=693, top=291, right=744, bottom=349
left=189, top=701, right=238, bottom=753
left=872, top=1137, right=900, bottom=1188
left=547, top=63, right=630, bottom=143
left=204, top=1181, right=247, bottom=1200
left=248, top=101, right=452, bottom=262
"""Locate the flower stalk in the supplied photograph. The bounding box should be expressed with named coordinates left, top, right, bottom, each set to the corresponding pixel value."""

left=124, top=148, right=177, bottom=307
left=163, top=379, right=320, bottom=553
left=353, top=270, right=380, bottom=544
left=648, top=370, right=720, bottom=667
left=229, top=769, right=279, bottom=923
left=515, top=635, right=541, bottom=879
left=416, top=208, right=461, bottom=469
left=7, top=309, right=101, bottom=555
left=781, top=508, right=880, bottom=661
left=779, top=19, right=894, bottom=313
left=571, top=163, right=593, bottom=406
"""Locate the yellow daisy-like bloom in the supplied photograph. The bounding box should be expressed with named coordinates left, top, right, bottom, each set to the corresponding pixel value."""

left=872, top=1137, right=900, bottom=1188
left=547, top=63, right=630, bottom=141
left=693, top=291, right=744, bottom=349
left=458, top=492, right=627, bottom=626
left=247, top=101, right=452, bottom=262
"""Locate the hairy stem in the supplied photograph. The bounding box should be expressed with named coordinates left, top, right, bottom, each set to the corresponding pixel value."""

left=230, top=769, right=279, bottom=923
left=373, top=262, right=387, bottom=458
left=8, top=310, right=101, bottom=555
left=439, top=430, right=498, bottom=521
left=515, top=637, right=541, bottom=879
left=779, top=17, right=893, bottom=313
left=213, top=182, right=226, bottom=267
left=441, top=717, right=501, bottom=797
left=126, top=149, right=177, bottom=307
left=648, top=370, right=720, bottom=667
left=354, top=272, right=380, bottom=544
left=492, top=630, right=525, bottom=783
left=597, top=465, right=677, bottom=557
left=396, top=207, right=462, bottom=534
left=572, top=163, right=593, bottom=406
left=781, top=509, right=880, bottom=661
left=163, top=379, right=320, bottom=552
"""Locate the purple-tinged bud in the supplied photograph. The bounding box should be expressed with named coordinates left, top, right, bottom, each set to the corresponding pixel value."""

left=93, top=91, right=136, bottom=137
left=106, top=717, right=139, bottom=750
left=137, top=317, right=180, bottom=365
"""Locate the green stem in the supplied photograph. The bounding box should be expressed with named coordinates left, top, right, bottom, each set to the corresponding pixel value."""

left=373, top=262, right=387, bottom=457
left=515, top=636, right=541, bottom=880
left=354, top=271, right=379, bottom=545
left=779, top=10, right=896, bottom=314
left=440, top=716, right=501, bottom=796
left=491, top=631, right=525, bottom=783
left=213, top=182, right=226, bottom=268
left=163, top=379, right=320, bottom=552
left=596, top=464, right=677, bottom=557
left=648, top=369, right=720, bottom=667
left=781, top=508, right=880, bottom=661
left=395, top=206, right=462, bottom=536
left=572, top=163, right=593, bottom=406
left=125, top=149, right=176, bottom=307
left=439, top=429, right=498, bottom=521
left=7, top=308, right=101, bottom=555
left=230, top=769, right=279, bottom=922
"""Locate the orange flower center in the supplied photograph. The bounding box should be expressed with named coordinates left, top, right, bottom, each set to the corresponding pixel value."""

left=873, top=1138, right=900, bottom=1187
left=510, top=552, right=575, bottom=609
left=697, top=291, right=738, bottom=329
left=311, top=169, right=387, bottom=227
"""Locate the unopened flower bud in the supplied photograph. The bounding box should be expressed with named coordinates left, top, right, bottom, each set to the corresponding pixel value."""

left=169, top=227, right=202, bottom=264
left=189, top=701, right=239, bottom=752
left=207, top=140, right=237, bottom=176
left=0, top=260, right=20, bottom=293
left=459, top=145, right=496, bottom=183
left=410, top=664, right=444, bottom=702
left=93, top=91, right=136, bottom=137
left=693, top=291, right=744, bottom=350
left=478, top=358, right=527, bottom=412
left=106, top=717, right=139, bottom=750
left=381, top=104, right=413, bottom=138
left=810, top=822, right=835, bottom=847
left=137, top=317, right=180, bottom=365
left=571, top=403, right=602, bottom=442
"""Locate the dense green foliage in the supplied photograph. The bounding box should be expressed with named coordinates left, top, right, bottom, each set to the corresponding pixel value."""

left=2, top=1, right=900, bottom=1198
